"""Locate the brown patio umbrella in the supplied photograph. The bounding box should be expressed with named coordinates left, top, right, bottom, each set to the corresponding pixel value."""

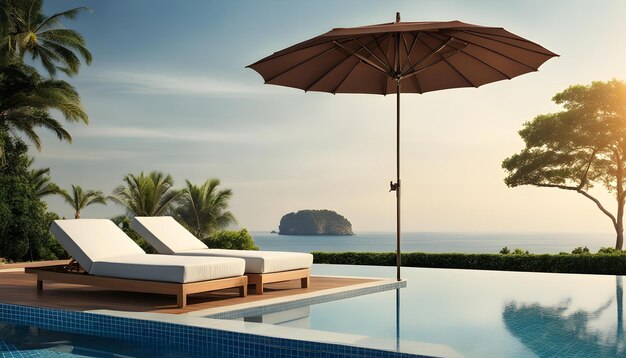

left=248, top=13, right=557, bottom=280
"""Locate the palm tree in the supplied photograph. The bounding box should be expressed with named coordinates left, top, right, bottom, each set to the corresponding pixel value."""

left=110, top=171, right=182, bottom=216
left=1, top=0, right=92, bottom=76
left=175, top=179, right=237, bottom=239
left=61, top=184, right=106, bottom=219
left=27, top=158, right=61, bottom=198
left=0, top=64, right=88, bottom=159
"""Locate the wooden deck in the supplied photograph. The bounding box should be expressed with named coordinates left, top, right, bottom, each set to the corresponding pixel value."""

left=0, top=262, right=376, bottom=315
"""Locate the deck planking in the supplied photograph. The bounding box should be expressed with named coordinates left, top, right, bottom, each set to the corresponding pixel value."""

left=0, top=268, right=376, bottom=315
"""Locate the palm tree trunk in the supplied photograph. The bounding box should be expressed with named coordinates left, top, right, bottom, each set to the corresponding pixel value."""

left=75, top=211, right=80, bottom=219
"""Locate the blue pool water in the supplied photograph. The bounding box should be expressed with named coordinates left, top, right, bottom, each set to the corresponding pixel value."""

left=231, top=265, right=626, bottom=358
left=251, top=231, right=614, bottom=254
left=0, top=321, right=190, bottom=357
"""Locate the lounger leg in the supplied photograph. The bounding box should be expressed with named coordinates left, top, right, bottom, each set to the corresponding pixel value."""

left=255, top=283, right=263, bottom=295
left=177, top=292, right=186, bottom=308
left=239, top=284, right=247, bottom=297
left=37, top=279, right=43, bottom=291
left=301, top=276, right=310, bottom=289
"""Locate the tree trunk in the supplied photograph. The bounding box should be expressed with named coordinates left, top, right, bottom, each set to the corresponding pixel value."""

left=75, top=212, right=80, bottom=219
left=617, top=196, right=625, bottom=250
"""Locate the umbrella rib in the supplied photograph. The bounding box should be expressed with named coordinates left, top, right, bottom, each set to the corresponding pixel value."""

left=372, top=33, right=393, bottom=72
left=418, top=33, right=477, bottom=87
left=400, top=32, right=419, bottom=74
left=263, top=45, right=339, bottom=83
left=457, top=48, right=512, bottom=80
left=400, top=34, right=423, bottom=93
left=333, top=40, right=390, bottom=76
left=331, top=56, right=362, bottom=94
left=459, top=30, right=556, bottom=57
left=354, top=36, right=392, bottom=73
left=303, top=36, right=383, bottom=92
left=461, top=29, right=556, bottom=55
left=456, top=36, right=539, bottom=71
left=399, top=37, right=457, bottom=76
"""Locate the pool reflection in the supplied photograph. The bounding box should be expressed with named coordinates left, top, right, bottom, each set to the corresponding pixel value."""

left=503, top=276, right=625, bottom=357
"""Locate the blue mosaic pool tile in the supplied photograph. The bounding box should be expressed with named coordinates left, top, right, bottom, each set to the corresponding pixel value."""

left=0, top=302, right=435, bottom=358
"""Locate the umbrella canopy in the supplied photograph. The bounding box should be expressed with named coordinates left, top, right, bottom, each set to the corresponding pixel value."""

left=248, top=14, right=557, bottom=94
left=248, top=13, right=557, bottom=281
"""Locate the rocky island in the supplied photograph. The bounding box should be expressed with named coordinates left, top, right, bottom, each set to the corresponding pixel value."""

left=278, top=209, right=354, bottom=236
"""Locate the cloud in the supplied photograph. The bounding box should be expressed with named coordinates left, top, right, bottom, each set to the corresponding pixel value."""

left=72, top=125, right=254, bottom=143
left=82, top=70, right=263, bottom=96
left=36, top=148, right=144, bottom=161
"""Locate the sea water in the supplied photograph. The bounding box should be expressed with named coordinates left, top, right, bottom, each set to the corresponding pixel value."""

left=251, top=231, right=614, bottom=254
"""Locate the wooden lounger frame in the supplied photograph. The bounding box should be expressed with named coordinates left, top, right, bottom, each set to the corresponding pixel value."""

left=25, top=264, right=247, bottom=308
left=248, top=268, right=310, bottom=295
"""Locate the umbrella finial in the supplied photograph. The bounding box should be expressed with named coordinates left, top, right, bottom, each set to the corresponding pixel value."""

left=396, top=12, right=401, bottom=23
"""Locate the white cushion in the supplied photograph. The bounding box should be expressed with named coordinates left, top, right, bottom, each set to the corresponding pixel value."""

left=51, top=219, right=146, bottom=272
left=177, top=249, right=313, bottom=274
left=130, top=216, right=208, bottom=254
left=90, top=254, right=245, bottom=283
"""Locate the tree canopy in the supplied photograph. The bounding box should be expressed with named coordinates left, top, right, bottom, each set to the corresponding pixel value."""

left=175, top=178, right=236, bottom=239
left=0, top=0, right=92, bottom=76
left=0, top=133, right=65, bottom=261
left=503, top=79, right=626, bottom=249
left=110, top=171, right=182, bottom=217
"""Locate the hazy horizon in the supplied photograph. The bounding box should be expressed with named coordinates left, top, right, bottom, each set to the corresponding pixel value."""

left=34, top=0, right=626, bottom=234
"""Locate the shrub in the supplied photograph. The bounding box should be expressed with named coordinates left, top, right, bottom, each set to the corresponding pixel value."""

left=572, top=246, right=590, bottom=254
left=203, top=229, right=258, bottom=250
left=597, top=247, right=623, bottom=254
left=499, top=247, right=511, bottom=254
left=312, top=252, right=626, bottom=276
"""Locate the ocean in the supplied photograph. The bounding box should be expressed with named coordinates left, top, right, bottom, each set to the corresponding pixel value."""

left=250, top=231, right=616, bottom=254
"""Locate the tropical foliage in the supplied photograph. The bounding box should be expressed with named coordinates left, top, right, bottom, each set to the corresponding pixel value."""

left=110, top=171, right=182, bottom=217
left=61, top=184, right=106, bottom=219
left=0, top=0, right=92, bottom=76
left=203, top=229, right=258, bottom=251
left=0, top=64, right=88, bottom=158
left=0, top=132, right=65, bottom=261
left=503, top=80, right=626, bottom=250
left=175, top=179, right=236, bottom=239
left=110, top=215, right=158, bottom=254
left=27, top=159, right=61, bottom=198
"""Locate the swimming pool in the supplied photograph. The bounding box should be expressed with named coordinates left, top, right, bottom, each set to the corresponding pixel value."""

left=216, top=265, right=626, bottom=358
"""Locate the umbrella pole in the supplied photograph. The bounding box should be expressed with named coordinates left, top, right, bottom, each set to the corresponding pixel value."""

left=396, top=78, right=401, bottom=281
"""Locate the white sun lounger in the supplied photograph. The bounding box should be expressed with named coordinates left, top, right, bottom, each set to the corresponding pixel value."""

left=130, top=216, right=313, bottom=294
left=25, top=219, right=247, bottom=307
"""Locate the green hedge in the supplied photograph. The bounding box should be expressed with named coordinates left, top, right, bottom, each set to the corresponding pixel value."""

left=312, top=252, right=626, bottom=275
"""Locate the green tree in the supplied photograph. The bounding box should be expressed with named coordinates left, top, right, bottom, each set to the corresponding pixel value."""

left=60, top=184, right=106, bottom=219
left=0, top=0, right=92, bottom=76
left=0, top=64, right=88, bottom=159
left=27, top=159, right=61, bottom=199
left=175, top=178, right=236, bottom=239
left=0, top=132, right=65, bottom=261
left=203, top=229, right=258, bottom=251
left=111, top=215, right=157, bottom=254
left=503, top=80, right=626, bottom=250
left=110, top=171, right=182, bottom=216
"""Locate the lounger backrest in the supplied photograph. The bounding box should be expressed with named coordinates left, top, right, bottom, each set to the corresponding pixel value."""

left=130, top=216, right=208, bottom=254
left=51, top=219, right=146, bottom=272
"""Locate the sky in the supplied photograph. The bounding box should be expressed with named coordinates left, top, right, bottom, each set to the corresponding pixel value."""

left=33, top=0, right=626, bottom=236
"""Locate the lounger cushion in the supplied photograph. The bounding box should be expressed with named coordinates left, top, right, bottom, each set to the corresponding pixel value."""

left=130, top=216, right=314, bottom=274
left=175, top=249, right=313, bottom=274
left=51, top=219, right=146, bottom=272
left=131, top=216, right=208, bottom=254
left=90, top=254, right=245, bottom=283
